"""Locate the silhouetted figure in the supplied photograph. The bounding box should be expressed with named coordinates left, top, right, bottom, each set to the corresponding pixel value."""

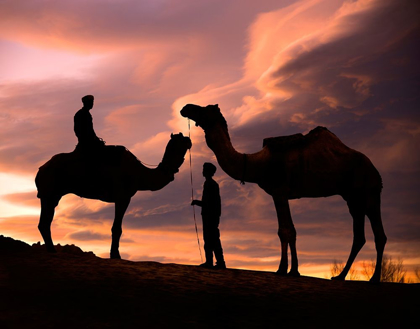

left=181, top=104, right=387, bottom=283
left=74, top=95, right=105, bottom=153
left=36, top=133, right=192, bottom=259
left=192, top=163, right=226, bottom=269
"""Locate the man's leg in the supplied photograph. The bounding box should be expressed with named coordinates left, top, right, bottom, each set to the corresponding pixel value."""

left=200, top=221, right=214, bottom=268
left=213, top=225, right=226, bottom=269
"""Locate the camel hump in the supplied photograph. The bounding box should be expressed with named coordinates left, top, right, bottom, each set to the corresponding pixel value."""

left=263, top=127, right=338, bottom=151
left=263, top=133, right=304, bottom=150
left=306, top=126, right=333, bottom=139
left=105, top=145, right=126, bottom=156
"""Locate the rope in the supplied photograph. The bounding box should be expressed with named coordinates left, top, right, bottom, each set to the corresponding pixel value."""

left=188, top=119, right=203, bottom=263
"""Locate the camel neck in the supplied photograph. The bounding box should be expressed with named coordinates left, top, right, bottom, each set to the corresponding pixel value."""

left=135, top=137, right=187, bottom=191
left=135, top=163, right=174, bottom=192
left=205, top=124, right=262, bottom=183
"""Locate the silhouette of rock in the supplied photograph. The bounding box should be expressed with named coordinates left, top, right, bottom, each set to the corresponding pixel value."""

left=0, top=235, right=95, bottom=258
left=0, top=235, right=31, bottom=253
left=31, top=240, right=95, bottom=257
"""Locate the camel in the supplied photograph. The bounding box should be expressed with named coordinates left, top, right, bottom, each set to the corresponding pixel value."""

left=35, top=133, right=192, bottom=259
left=181, top=104, right=387, bottom=283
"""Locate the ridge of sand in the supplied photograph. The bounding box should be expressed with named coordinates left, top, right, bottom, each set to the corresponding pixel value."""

left=1, top=235, right=418, bottom=328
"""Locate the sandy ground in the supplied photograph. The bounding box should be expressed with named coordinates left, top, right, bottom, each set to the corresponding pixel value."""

left=0, top=235, right=418, bottom=328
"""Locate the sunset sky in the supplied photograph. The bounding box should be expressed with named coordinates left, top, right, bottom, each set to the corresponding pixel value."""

left=1, top=0, right=419, bottom=280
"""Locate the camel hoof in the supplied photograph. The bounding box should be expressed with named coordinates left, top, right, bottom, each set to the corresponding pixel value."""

left=287, top=270, right=301, bottom=277
left=276, top=269, right=288, bottom=276
left=369, top=276, right=380, bottom=284
left=110, top=251, right=121, bottom=259
left=331, top=275, right=345, bottom=281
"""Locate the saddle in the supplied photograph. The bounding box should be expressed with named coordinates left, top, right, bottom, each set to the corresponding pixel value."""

left=74, top=144, right=126, bottom=167
left=262, top=133, right=304, bottom=151
left=102, top=145, right=126, bottom=166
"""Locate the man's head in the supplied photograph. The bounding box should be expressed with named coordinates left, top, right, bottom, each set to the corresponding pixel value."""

left=203, top=162, right=217, bottom=178
left=82, top=95, right=94, bottom=109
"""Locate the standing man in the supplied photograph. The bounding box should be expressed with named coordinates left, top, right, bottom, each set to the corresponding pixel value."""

left=191, top=162, right=226, bottom=269
left=74, top=95, right=105, bottom=153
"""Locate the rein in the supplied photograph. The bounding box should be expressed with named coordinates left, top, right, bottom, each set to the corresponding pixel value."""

left=188, top=119, right=204, bottom=263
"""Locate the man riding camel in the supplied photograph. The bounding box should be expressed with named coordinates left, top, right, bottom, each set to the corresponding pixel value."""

left=74, top=95, right=105, bottom=153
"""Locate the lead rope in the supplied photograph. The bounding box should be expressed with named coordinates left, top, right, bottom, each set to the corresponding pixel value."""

left=188, top=119, right=203, bottom=263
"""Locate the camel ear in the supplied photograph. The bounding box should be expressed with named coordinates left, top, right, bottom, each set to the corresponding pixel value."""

left=171, top=133, right=174, bottom=138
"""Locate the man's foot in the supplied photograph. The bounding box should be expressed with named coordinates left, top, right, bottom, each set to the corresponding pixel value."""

left=331, top=273, right=346, bottom=281
left=214, top=262, right=226, bottom=269
left=199, top=262, right=213, bottom=268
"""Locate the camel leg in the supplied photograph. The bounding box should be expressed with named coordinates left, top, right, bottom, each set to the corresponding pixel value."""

left=288, top=236, right=300, bottom=277
left=38, top=197, right=60, bottom=253
left=332, top=197, right=366, bottom=281
left=273, top=196, right=300, bottom=276
left=110, top=198, right=131, bottom=259
left=366, top=192, right=387, bottom=283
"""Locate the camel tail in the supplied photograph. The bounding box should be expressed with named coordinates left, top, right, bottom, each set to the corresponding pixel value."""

left=371, top=165, right=383, bottom=196
left=361, top=153, right=383, bottom=194
left=35, top=158, right=58, bottom=199
left=369, top=155, right=383, bottom=192
left=378, top=169, right=383, bottom=191
left=35, top=167, right=47, bottom=199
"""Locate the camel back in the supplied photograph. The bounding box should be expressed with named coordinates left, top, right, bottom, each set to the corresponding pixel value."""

left=263, top=133, right=304, bottom=150
left=262, top=126, right=340, bottom=152
left=36, top=145, right=142, bottom=199
left=101, top=145, right=128, bottom=166
left=38, top=145, right=129, bottom=170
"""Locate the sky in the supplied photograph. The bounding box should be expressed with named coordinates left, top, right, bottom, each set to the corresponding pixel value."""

left=0, top=0, right=419, bottom=281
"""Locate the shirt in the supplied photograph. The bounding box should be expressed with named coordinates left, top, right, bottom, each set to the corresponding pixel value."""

left=201, top=178, right=221, bottom=217
left=74, top=108, right=98, bottom=143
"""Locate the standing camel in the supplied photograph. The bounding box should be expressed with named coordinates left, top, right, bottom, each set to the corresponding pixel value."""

left=181, top=104, right=386, bottom=283
left=35, top=133, right=192, bottom=259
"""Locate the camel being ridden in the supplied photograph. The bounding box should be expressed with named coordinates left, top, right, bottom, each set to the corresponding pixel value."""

left=35, top=133, right=192, bottom=259
left=181, top=104, right=387, bottom=283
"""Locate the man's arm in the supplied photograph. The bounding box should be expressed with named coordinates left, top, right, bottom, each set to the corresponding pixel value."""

left=191, top=200, right=202, bottom=207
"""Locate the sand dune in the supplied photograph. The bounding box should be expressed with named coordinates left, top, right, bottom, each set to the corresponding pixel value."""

left=0, top=235, right=418, bottom=328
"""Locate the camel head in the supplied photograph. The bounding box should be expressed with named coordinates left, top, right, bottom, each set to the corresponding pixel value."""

left=159, top=133, right=192, bottom=175
left=180, top=104, right=227, bottom=131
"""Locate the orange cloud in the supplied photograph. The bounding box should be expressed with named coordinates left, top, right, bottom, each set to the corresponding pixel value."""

left=2, top=191, right=39, bottom=208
